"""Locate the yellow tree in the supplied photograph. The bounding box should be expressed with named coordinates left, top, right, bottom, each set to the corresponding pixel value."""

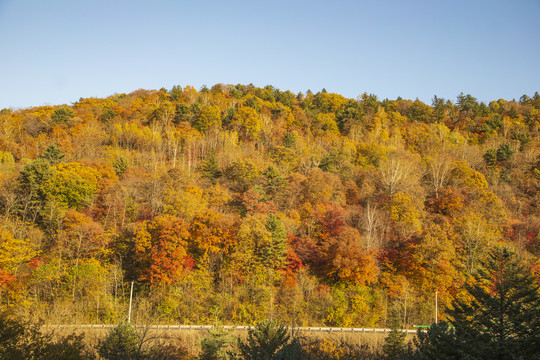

left=193, top=105, right=222, bottom=134
left=230, top=107, right=262, bottom=141
left=42, top=162, right=101, bottom=210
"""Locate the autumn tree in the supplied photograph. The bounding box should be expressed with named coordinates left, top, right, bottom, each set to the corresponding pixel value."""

left=42, top=162, right=100, bottom=210
left=379, top=151, right=421, bottom=196
left=230, top=106, right=262, bottom=141
left=194, top=105, right=222, bottom=134
left=132, top=214, right=190, bottom=284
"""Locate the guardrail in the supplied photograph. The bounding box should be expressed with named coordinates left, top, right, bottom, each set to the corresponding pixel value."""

left=45, top=324, right=418, bottom=334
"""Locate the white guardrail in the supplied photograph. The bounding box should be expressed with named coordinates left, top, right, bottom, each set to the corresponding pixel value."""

left=45, top=324, right=418, bottom=334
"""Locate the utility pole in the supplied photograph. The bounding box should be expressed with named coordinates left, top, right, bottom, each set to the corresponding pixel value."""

left=435, top=291, right=438, bottom=324
left=128, top=281, right=134, bottom=323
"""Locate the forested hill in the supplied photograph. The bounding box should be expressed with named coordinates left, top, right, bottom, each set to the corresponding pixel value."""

left=0, top=84, right=539, bottom=326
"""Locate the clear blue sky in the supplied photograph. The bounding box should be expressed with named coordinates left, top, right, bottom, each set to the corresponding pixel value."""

left=1, top=0, right=539, bottom=109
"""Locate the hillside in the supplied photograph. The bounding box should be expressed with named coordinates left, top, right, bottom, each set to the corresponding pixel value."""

left=0, top=84, right=539, bottom=327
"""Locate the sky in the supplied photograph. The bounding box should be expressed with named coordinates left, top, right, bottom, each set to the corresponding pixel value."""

left=0, top=0, right=539, bottom=109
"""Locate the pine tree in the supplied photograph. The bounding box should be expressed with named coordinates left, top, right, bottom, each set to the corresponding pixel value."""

left=201, top=149, right=222, bottom=183
left=16, top=159, right=55, bottom=224
left=404, top=247, right=540, bottom=360
left=263, top=213, right=288, bottom=270
left=383, top=309, right=406, bottom=360
left=449, top=246, right=540, bottom=359
left=199, top=326, right=234, bottom=360
left=113, top=157, right=128, bottom=177
left=38, top=144, right=64, bottom=165
left=237, top=320, right=290, bottom=360
left=403, top=322, right=467, bottom=360
left=263, top=166, right=287, bottom=200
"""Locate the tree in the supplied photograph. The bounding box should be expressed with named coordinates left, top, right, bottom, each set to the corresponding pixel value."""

left=448, top=247, right=540, bottom=359
left=263, top=214, right=288, bottom=270
left=201, top=149, right=222, bottom=183
left=194, top=105, right=222, bottom=133
left=230, top=106, right=262, bottom=141
left=403, top=322, right=465, bottom=360
left=98, top=323, right=142, bottom=360
left=58, top=209, right=105, bottom=264
left=198, top=326, right=235, bottom=360
left=38, top=144, right=64, bottom=165
left=379, top=151, right=421, bottom=196
left=16, top=158, right=55, bottom=223
left=133, top=214, right=190, bottom=284
left=42, top=162, right=100, bottom=210
left=113, top=157, right=129, bottom=177
left=51, top=106, right=75, bottom=125
left=170, top=85, right=183, bottom=101
left=0, top=230, right=40, bottom=276
left=237, top=320, right=291, bottom=360
left=383, top=309, right=407, bottom=360
left=424, top=152, right=452, bottom=198
left=0, top=151, right=15, bottom=173
left=189, top=210, right=235, bottom=269
left=224, top=160, right=259, bottom=192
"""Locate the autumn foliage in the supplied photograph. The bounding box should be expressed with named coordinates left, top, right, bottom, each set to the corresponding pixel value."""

left=0, top=86, right=538, bottom=327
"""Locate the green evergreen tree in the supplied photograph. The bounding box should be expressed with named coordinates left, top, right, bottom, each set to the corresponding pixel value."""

left=199, top=327, right=234, bottom=360
left=407, top=247, right=540, bottom=360
left=237, top=320, right=291, bottom=360
left=448, top=246, right=540, bottom=360
left=100, top=108, right=117, bottom=123
left=263, top=166, right=287, bottom=200
left=39, top=144, right=64, bottom=165
left=483, top=149, right=497, bottom=167
left=170, top=85, right=183, bottom=101
left=98, top=323, right=142, bottom=360
left=282, top=132, right=297, bottom=148
left=16, top=158, right=55, bottom=224
left=403, top=322, right=468, bottom=360
left=263, top=213, right=288, bottom=270
left=383, top=309, right=407, bottom=360
left=51, top=106, right=75, bottom=125
left=175, top=103, right=190, bottom=124
left=496, top=144, right=514, bottom=163
left=201, top=149, right=222, bottom=183
left=113, top=157, right=129, bottom=177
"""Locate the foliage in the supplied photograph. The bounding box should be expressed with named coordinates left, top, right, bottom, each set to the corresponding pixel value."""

left=133, top=214, right=190, bottom=284
left=382, top=309, right=407, bottom=360
left=0, top=84, right=539, bottom=332
left=236, top=320, right=291, bottom=360
left=198, top=327, right=235, bottom=360
left=51, top=106, right=75, bottom=125
left=201, top=149, right=222, bottom=183
left=98, top=323, right=142, bottom=360
left=448, top=247, right=540, bottom=359
left=42, top=162, right=100, bottom=210
left=38, top=144, right=65, bottom=165
left=113, top=157, right=129, bottom=177
left=0, top=312, right=91, bottom=360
